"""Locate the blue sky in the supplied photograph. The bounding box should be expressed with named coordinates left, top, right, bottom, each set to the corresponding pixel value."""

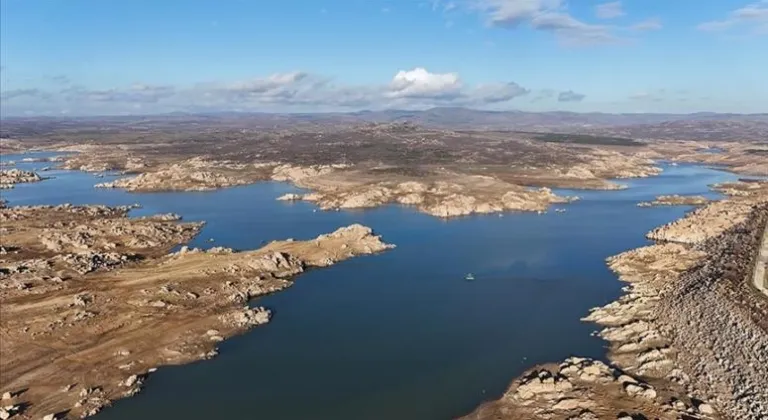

left=1, top=0, right=766, bottom=116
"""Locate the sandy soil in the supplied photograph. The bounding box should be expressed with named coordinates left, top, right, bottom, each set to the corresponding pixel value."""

left=0, top=204, right=393, bottom=419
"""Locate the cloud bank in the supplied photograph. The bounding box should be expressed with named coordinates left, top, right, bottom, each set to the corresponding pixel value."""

left=0, top=68, right=542, bottom=116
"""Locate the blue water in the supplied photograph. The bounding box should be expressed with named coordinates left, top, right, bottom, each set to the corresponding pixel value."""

left=0, top=153, right=740, bottom=419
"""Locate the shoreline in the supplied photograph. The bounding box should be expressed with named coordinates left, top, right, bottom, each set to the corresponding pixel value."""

left=462, top=179, right=768, bottom=420
left=6, top=144, right=669, bottom=219
left=0, top=196, right=394, bottom=419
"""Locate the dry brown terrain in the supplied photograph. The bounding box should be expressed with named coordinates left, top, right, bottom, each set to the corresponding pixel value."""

left=4, top=119, right=763, bottom=220
left=0, top=203, right=393, bottom=419
left=2, top=115, right=767, bottom=419
left=5, top=123, right=670, bottom=218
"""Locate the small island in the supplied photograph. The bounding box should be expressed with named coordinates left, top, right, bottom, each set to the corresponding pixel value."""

left=637, top=194, right=709, bottom=207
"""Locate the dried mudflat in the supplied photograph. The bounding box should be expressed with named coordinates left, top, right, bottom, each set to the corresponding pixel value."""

left=0, top=203, right=393, bottom=419
left=463, top=180, right=768, bottom=420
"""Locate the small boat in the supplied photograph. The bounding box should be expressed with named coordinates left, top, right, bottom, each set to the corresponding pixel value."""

left=465, top=273, right=475, bottom=281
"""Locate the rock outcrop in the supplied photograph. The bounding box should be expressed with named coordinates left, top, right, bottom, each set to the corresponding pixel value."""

left=0, top=168, right=43, bottom=188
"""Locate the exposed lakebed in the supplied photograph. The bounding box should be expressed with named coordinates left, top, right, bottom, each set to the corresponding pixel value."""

left=0, top=153, right=739, bottom=419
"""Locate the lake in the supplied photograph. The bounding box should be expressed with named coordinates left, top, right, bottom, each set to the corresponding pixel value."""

left=0, top=153, right=739, bottom=419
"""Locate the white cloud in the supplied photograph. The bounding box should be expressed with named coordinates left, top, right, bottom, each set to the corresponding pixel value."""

left=61, top=84, right=177, bottom=103
left=628, top=89, right=681, bottom=102
left=595, top=2, right=624, bottom=19
left=530, top=13, right=616, bottom=45
left=465, top=0, right=669, bottom=45
left=631, top=18, right=662, bottom=31
left=698, top=1, right=768, bottom=34
left=473, top=0, right=618, bottom=45
left=224, top=72, right=307, bottom=93
left=468, top=82, right=530, bottom=103
left=557, top=90, right=586, bottom=102
left=388, top=68, right=462, bottom=99
left=0, top=88, right=49, bottom=101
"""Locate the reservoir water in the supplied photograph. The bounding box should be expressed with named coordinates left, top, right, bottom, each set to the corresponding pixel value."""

left=0, top=154, right=740, bottom=419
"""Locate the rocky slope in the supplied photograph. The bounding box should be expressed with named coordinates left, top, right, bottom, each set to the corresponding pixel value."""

left=0, top=203, right=393, bottom=419
left=653, top=207, right=768, bottom=420
left=646, top=199, right=757, bottom=244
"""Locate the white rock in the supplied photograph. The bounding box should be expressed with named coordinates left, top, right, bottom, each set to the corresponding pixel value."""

left=698, top=403, right=715, bottom=415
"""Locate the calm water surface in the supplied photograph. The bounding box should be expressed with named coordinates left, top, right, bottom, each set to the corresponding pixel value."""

left=0, top=153, right=739, bottom=419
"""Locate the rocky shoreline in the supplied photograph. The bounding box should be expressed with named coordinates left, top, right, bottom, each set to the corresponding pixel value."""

left=0, top=169, right=45, bottom=189
left=463, top=180, right=768, bottom=420
left=83, top=151, right=662, bottom=219
left=0, top=202, right=393, bottom=419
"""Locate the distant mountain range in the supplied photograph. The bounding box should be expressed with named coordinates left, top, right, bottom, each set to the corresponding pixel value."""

left=2, top=107, right=767, bottom=142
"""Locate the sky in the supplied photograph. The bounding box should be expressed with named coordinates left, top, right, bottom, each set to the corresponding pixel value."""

left=0, top=0, right=767, bottom=116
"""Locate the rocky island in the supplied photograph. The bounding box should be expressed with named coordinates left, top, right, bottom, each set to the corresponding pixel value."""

left=637, top=195, right=710, bottom=207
